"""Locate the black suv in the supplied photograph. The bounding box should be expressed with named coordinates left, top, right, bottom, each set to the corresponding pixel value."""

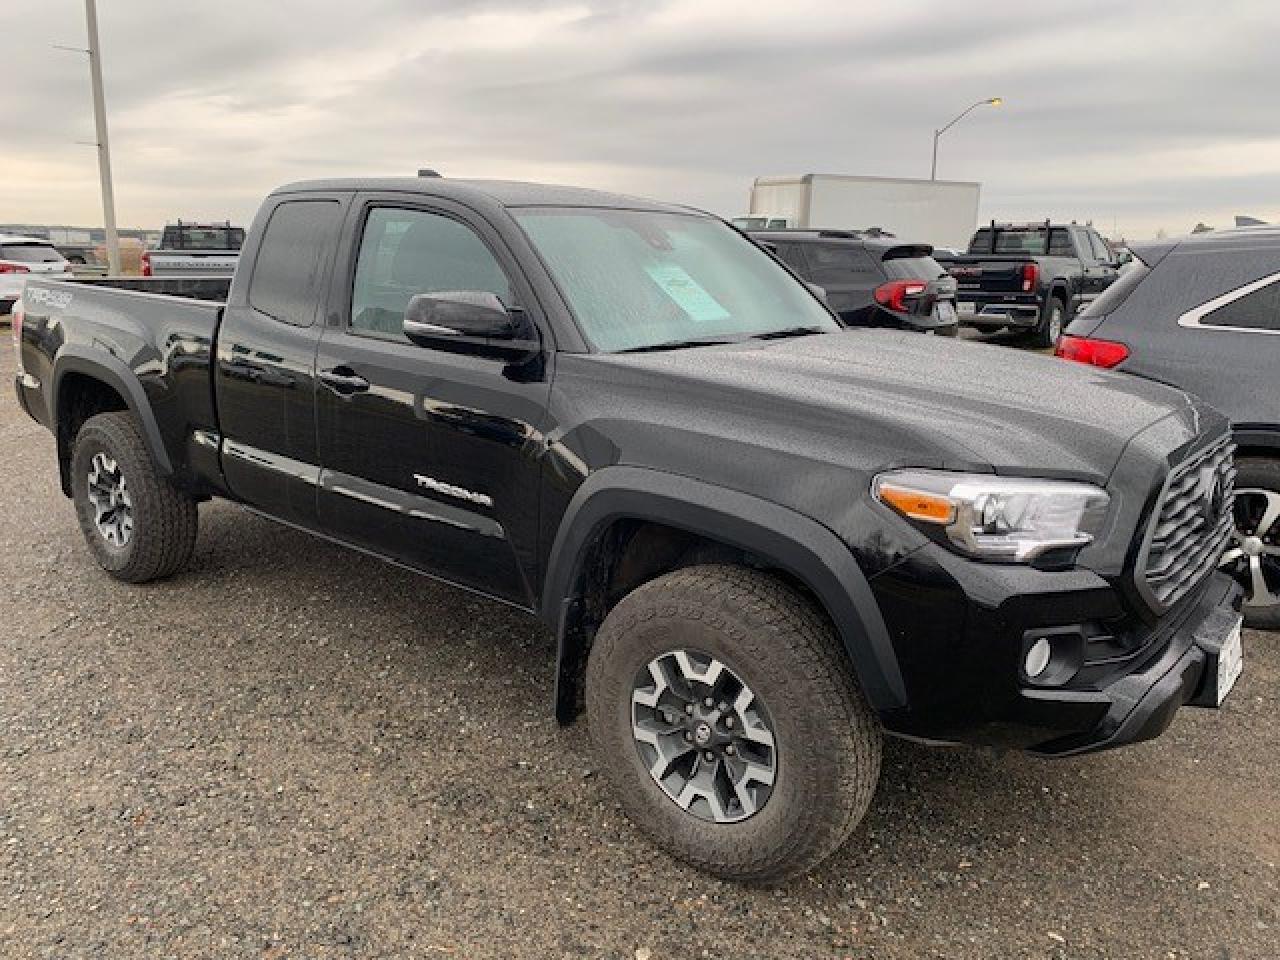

left=1058, top=225, right=1280, bottom=628
left=751, top=229, right=959, bottom=334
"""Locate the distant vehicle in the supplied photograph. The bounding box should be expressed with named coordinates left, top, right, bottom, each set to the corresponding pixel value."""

left=0, top=235, right=71, bottom=314
left=141, top=220, right=245, bottom=277
left=745, top=174, right=981, bottom=249
left=934, top=221, right=1123, bottom=347
left=1057, top=225, right=1280, bottom=628
left=731, top=215, right=791, bottom=230
left=751, top=229, right=959, bottom=334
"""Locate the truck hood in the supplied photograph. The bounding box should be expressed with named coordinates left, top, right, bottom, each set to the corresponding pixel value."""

left=589, top=329, right=1201, bottom=483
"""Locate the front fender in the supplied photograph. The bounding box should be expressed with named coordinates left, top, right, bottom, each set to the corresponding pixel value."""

left=542, top=466, right=906, bottom=720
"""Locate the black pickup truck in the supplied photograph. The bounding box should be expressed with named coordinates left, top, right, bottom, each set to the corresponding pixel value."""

left=12, top=177, right=1245, bottom=880
left=935, top=221, right=1123, bottom=346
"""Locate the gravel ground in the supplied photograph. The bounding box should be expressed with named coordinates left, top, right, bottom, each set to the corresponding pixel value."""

left=1, top=343, right=1276, bottom=960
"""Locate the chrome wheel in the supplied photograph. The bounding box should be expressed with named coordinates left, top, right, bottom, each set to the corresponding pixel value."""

left=1220, top=487, right=1280, bottom=610
left=630, top=649, right=777, bottom=824
left=86, top=452, right=133, bottom=547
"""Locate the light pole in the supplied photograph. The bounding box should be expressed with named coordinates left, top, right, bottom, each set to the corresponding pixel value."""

left=931, top=97, right=1003, bottom=181
left=62, top=0, right=122, bottom=275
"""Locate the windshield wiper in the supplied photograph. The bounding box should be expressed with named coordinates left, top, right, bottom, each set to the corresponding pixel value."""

left=749, top=325, right=828, bottom=341
left=616, top=336, right=741, bottom=354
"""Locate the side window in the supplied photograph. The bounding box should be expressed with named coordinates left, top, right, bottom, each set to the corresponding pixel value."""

left=1200, top=278, right=1280, bottom=331
left=1047, top=229, right=1074, bottom=256
left=1089, top=232, right=1114, bottom=263
left=773, top=243, right=810, bottom=274
left=804, top=244, right=876, bottom=285
left=248, top=200, right=341, bottom=326
left=350, top=207, right=515, bottom=338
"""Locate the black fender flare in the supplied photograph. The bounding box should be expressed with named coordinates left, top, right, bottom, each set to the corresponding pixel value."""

left=542, top=466, right=906, bottom=721
left=51, top=347, right=174, bottom=492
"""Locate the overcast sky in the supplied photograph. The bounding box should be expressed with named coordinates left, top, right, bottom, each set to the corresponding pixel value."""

left=2, top=0, right=1275, bottom=241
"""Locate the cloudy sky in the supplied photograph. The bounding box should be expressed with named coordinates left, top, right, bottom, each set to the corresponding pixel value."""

left=2, top=0, right=1275, bottom=241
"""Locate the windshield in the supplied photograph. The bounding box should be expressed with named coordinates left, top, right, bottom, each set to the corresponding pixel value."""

left=514, top=208, right=838, bottom=352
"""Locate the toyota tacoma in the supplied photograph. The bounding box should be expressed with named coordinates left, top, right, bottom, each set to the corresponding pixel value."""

left=12, top=176, right=1245, bottom=880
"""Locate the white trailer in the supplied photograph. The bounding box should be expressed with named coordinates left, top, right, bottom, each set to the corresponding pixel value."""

left=746, top=174, right=982, bottom=249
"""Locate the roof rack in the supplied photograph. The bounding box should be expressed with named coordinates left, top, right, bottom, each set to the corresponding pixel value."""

left=987, top=219, right=1053, bottom=230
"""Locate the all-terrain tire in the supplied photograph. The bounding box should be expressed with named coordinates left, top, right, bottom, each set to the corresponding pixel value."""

left=70, top=411, right=198, bottom=583
left=585, top=564, right=882, bottom=881
left=1231, top=457, right=1280, bottom=630
left=1030, top=295, right=1066, bottom=348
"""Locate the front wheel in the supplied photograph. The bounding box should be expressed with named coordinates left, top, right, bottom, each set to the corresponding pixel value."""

left=70, top=412, right=199, bottom=583
left=585, top=564, right=882, bottom=881
left=1221, top=457, right=1280, bottom=629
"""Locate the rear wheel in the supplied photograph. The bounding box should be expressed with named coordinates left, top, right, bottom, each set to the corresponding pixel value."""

left=1220, top=457, right=1280, bottom=629
left=1030, top=296, right=1066, bottom=348
left=70, top=412, right=198, bottom=583
left=585, top=564, right=882, bottom=881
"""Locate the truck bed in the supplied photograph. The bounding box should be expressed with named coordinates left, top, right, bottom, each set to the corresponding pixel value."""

left=15, top=276, right=228, bottom=493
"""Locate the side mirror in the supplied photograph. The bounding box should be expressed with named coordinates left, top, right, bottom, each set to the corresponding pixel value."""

left=403, top=291, right=538, bottom=362
left=804, top=282, right=828, bottom=303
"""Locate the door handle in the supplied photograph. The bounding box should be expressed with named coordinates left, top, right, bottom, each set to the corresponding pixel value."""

left=318, top=366, right=370, bottom=396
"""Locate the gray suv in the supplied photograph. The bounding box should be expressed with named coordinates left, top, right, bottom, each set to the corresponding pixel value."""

left=1057, top=226, right=1280, bottom=628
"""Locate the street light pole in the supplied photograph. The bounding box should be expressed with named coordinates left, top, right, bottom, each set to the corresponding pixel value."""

left=84, top=0, right=121, bottom=275
left=930, top=97, right=1003, bottom=181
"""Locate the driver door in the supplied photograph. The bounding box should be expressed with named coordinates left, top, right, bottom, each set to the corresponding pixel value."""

left=314, top=197, right=552, bottom=605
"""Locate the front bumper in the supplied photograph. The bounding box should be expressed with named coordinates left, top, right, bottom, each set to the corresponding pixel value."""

left=872, top=542, right=1245, bottom=756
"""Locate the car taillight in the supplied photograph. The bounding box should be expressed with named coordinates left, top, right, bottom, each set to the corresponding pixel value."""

left=1020, top=262, right=1039, bottom=292
left=140, top=251, right=152, bottom=277
left=1054, top=334, right=1130, bottom=369
left=11, top=301, right=23, bottom=360
left=0, top=263, right=31, bottom=274
left=874, top=280, right=928, bottom=312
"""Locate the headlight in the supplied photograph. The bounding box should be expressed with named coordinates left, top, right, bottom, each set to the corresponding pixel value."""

left=873, top=469, right=1110, bottom=562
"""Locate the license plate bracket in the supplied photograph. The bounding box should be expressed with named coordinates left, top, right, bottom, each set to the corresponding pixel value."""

left=1190, top=613, right=1244, bottom=707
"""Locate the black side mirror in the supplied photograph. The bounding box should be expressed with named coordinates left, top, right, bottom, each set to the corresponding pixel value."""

left=403, top=291, right=538, bottom=362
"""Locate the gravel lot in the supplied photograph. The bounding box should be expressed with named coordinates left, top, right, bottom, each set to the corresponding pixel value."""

left=1, top=342, right=1276, bottom=959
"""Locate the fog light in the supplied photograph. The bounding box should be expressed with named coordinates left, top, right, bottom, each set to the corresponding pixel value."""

left=1024, top=636, right=1052, bottom=678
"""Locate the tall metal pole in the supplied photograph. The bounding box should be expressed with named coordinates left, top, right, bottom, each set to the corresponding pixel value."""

left=930, top=130, right=940, bottom=181
left=84, top=0, right=121, bottom=275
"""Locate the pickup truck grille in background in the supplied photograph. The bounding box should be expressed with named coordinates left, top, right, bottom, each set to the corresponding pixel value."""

left=1139, top=435, right=1236, bottom=611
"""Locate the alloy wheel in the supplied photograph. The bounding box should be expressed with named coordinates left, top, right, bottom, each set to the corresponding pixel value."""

left=86, top=452, right=134, bottom=547
left=1220, top=487, right=1280, bottom=610
left=630, top=649, right=777, bottom=824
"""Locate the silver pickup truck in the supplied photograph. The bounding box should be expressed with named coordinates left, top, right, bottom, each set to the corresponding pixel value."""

left=141, top=220, right=243, bottom=277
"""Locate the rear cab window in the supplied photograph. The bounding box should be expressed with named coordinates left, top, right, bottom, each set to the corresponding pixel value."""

left=162, top=225, right=245, bottom=250
left=248, top=200, right=342, bottom=326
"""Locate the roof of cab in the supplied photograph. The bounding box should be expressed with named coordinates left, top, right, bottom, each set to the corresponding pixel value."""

left=272, top=177, right=699, bottom=216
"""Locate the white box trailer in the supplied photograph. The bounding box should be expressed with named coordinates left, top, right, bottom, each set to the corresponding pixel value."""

left=746, top=174, right=982, bottom=250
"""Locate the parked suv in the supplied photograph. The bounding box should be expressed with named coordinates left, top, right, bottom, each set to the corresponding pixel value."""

left=935, top=221, right=1122, bottom=347
left=751, top=229, right=959, bottom=334
left=1058, top=225, right=1280, bottom=628
left=1, top=235, right=72, bottom=314
left=15, top=177, right=1245, bottom=879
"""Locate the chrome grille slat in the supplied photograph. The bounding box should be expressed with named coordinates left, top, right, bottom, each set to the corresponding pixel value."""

left=1138, top=435, right=1236, bottom=611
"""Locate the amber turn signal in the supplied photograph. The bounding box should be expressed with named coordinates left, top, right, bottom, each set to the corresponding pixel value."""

left=875, top=483, right=956, bottom=524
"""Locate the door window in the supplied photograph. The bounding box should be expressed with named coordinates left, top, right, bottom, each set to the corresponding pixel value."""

left=248, top=200, right=341, bottom=326
left=350, top=208, right=515, bottom=339
left=1089, top=232, right=1114, bottom=263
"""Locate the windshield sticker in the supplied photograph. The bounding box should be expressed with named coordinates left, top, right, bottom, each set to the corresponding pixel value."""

left=644, top=264, right=731, bottom=323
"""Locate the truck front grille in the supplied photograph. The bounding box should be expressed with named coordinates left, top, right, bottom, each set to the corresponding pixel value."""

left=1139, top=434, right=1236, bottom=611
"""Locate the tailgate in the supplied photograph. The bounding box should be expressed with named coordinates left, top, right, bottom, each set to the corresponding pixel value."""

left=946, top=257, right=1033, bottom=295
